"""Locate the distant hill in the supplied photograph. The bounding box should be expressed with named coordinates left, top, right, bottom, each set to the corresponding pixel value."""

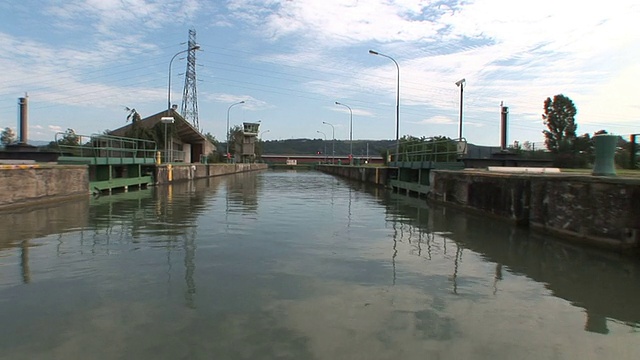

left=30, top=140, right=52, bottom=147
left=257, top=139, right=394, bottom=156
left=0, top=140, right=51, bottom=149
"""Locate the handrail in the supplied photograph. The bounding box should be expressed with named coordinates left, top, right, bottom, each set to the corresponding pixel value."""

left=55, top=132, right=157, bottom=160
left=390, top=137, right=466, bottom=163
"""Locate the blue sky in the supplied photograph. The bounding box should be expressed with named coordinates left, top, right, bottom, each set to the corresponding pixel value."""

left=0, top=0, right=638, bottom=146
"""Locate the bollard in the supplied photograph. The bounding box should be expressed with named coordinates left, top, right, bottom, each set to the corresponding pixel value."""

left=592, top=134, right=618, bottom=176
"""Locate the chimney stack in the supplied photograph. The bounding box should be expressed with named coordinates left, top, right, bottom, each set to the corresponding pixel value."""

left=500, top=103, right=508, bottom=151
left=18, top=94, right=28, bottom=144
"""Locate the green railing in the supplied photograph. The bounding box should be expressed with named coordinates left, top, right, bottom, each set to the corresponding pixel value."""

left=393, top=137, right=467, bottom=163
left=55, top=133, right=157, bottom=163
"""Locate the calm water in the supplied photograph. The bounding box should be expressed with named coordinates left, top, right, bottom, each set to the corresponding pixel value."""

left=0, top=170, right=639, bottom=359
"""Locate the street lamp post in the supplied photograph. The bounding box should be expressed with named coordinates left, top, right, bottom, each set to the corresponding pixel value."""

left=168, top=45, right=200, bottom=111
left=455, top=78, right=466, bottom=140
left=335, top=101, right=353, bottom=165
left=369, top=49, right=400, bottom=161
left=160, top=117, right=175, bottom=163
left=317, top=130, right=327, bottom=163
left=257, top=130, right=269, bottom=161
left=226, top=100, right=245, bottom=162
left=322, top=121, right=335, bottom=164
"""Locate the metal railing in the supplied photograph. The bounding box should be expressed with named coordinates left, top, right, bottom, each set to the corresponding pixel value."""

left=162, top=149, right=186, bottom=163
left=55, top=133, right=157, bottom=161
left=392, top=137, right=467, bottom=163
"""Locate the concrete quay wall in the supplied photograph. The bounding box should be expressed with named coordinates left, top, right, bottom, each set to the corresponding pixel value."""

left=156, top=163, right=268, bottom=184
left=317, top=165, right=389, bottom=186
left=0, top=163, right=267, bottom=209
left=0, top=165, right=89, bottom=210
left=429, top=170, right=640, bottom=251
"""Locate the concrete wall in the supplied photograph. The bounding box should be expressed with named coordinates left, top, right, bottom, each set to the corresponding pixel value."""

left=156, top=163, right=268, bottom=184
left=317, top=165, right=390, bottom=186
left=0, top=165, right=89, bottom=209
left=528, top=175, right=640, bottom=249
left=429, top=170, right=640, bottom=251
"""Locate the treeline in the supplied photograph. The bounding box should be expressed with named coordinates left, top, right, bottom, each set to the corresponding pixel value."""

left=252, top=138, right=394, bottom=156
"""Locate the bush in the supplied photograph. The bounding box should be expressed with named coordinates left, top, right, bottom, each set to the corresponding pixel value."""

left=206, top=151, right=222, bottom=163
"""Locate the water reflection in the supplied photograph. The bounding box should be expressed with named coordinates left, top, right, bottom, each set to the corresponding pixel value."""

left=0, top=199, right=90, bottom=284
left=362, top=181, right=640, bottom=334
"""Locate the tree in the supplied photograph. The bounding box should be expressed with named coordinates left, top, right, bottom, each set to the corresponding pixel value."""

left=203, top=132, right=221, bottom=163
left=204, top=132, right=218, bottom=146
left=542, top=94, right=578, bottom=154
left=1, top=127, right=16, bottom=147
left=228, top=125, right=243, bottom=155
left=57, top=128, right=80, bottom=146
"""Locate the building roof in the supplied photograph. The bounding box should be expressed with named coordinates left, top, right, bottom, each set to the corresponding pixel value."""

left=110, top=109, right=209, bottom=144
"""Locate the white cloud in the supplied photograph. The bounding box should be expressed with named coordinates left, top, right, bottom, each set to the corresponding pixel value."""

left=45, top=0, right=201, bottom=36
left=227, top=0, right=450, bottom=45
left=331, top=106, right=374, bottom=117
left=48, top=125, right=63, bottom=133
left=204, top=93, right=271, bottom=111
left=415, top=115, right=455, bottom=125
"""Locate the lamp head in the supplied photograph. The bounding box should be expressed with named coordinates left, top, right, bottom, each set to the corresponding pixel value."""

left=335, top=101, right=340, bottom=105
left=191, top=45, right=201, bottom=51
left=455, top=78, right=466, bottom=87
left=368, top=50, right=379, bottom=55
left=240, top=100, right=245, bottom=104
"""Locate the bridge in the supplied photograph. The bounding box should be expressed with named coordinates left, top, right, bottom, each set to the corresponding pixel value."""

left=260, top=154, right=384, bottom=166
